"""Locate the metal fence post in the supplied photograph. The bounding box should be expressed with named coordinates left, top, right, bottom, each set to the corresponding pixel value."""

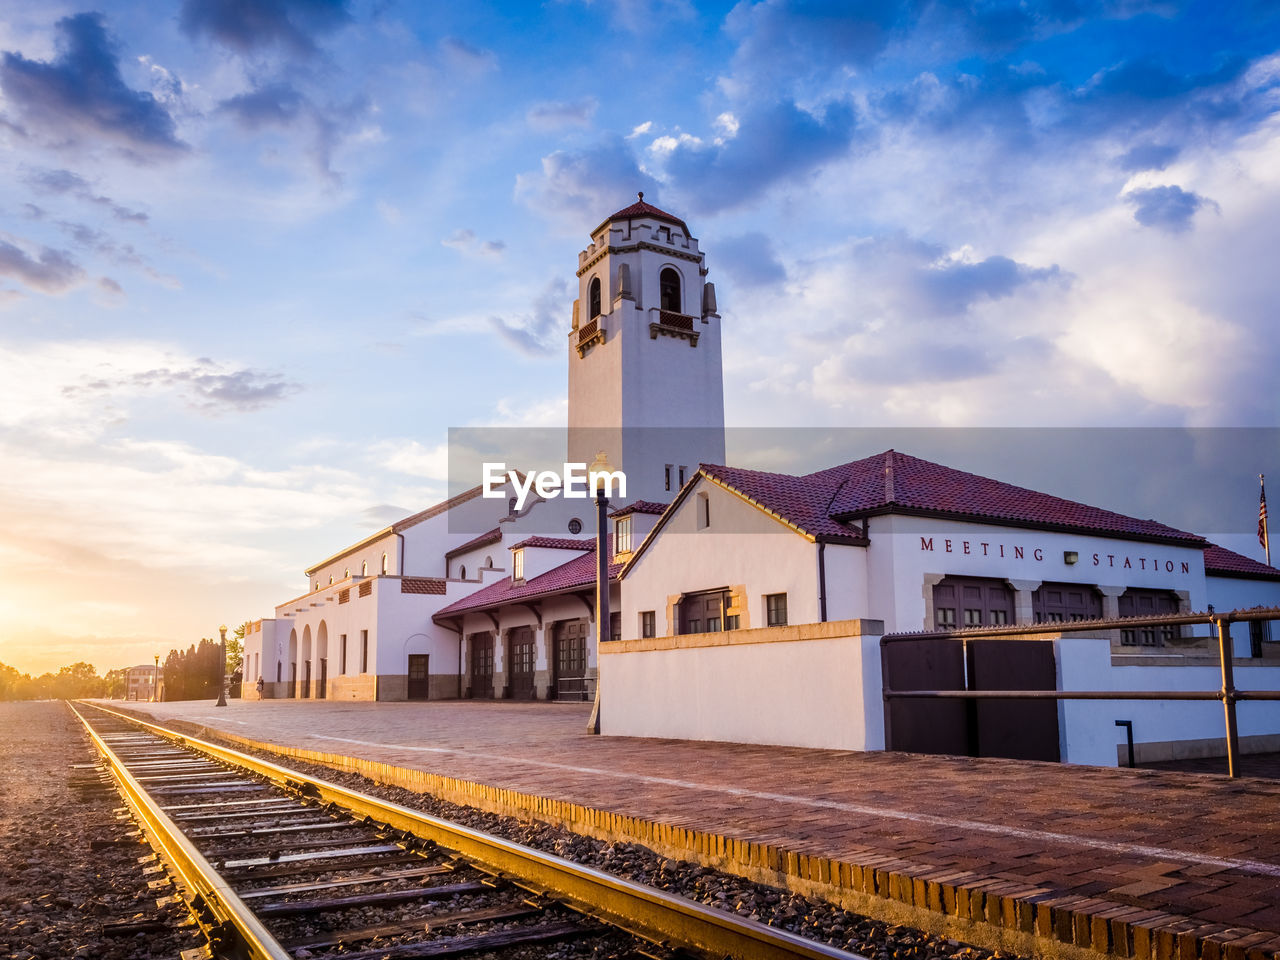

left=1214, top=614, right=1240, bottom=778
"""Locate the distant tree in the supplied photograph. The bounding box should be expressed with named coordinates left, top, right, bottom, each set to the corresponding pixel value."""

left=104, top=667, right=129, bottom=699
left=0, top=662, right=28, bottom=700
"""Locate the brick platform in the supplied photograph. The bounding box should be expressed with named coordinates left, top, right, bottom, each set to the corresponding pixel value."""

left=105, top=699, right=1280, bottom=960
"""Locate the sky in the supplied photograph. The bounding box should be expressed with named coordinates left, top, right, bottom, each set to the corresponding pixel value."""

left=0, top=0, right=1277, bottom=674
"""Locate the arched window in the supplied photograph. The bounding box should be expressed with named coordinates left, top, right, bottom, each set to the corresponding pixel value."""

left=361, top=560, right=368, bottom=576
left=381, top=553, right=389, bottom=575
left=343, top=567, right=349, bottom=579
left=588, top=277, right=601, bottom=319
left=328, top=574, right=334, bottom=585
left=460, top=564, right=467, bottom=579
left=660, top=268, right=681, bottom=312
left=485, top=555, right=493, bottom=567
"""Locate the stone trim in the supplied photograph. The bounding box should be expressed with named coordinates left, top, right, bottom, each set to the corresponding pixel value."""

left=602, top=617, right=885, bottom=655
left=1117, top=731, right=1280, bottom=765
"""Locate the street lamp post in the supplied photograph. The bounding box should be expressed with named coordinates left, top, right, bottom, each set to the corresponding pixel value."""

left=586, top=451, right=611, bottom=735
left=153, top=654, right=159, bottom=702
left=215, top=624, right=228, bottom=707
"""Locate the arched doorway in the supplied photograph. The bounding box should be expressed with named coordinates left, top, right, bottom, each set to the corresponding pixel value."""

left=301, top=624, right=313, bottom=698
left=316, top=621, right=329, bottom=700
left=287, top=628, right=298, bottom=698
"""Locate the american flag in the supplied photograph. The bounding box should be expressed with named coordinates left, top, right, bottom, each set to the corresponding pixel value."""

left=1262, top=476, right=1269, bottom=551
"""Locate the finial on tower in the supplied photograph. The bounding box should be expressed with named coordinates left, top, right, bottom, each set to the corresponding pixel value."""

left=637, top=191, right=644, bottom=201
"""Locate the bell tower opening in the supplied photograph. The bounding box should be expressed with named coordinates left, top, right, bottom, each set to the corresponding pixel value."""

left=659, top=268, right=681, bottom=313
left=589, top=276, right=601, bottom=319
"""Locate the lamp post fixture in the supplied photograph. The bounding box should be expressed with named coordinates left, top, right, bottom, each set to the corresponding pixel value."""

left=586, top=450, right=612, bottom=735
left=215, top=624, right=228, bottom=707
left=153, top=654, right=159, bottom=702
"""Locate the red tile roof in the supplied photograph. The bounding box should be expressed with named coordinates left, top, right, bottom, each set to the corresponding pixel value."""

left=444, top=527, right=502, bottom=559
left=700, top=450, right=1206, bottom=547
left=597, top=195, right=690, bottom=235
left=1204, top=544, right=1280, bottom=581
left=609, top=500, right=668, bottom=518
left=434, top=537, right=618, bottom=619
left=510, top=535, right=594, bottom=551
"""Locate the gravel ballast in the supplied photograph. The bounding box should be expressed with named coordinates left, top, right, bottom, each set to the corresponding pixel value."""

left=0, top=701, right=203, bottom=960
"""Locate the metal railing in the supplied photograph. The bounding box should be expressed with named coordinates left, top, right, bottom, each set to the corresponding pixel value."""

left=556, top=676, right=597, bottom=702
left=881, top=606, right=1280, bottom=777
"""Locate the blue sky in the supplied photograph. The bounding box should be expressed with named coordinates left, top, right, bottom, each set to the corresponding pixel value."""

left=0, top=0, right=1277, bottom=672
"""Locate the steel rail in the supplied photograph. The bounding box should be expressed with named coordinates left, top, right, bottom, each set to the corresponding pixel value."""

left=77, top=701, right=861, bottom=960
left=68, top=702, right=293, bottom=960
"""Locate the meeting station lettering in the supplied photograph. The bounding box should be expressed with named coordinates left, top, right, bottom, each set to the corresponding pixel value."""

left=919, top=536, right=1192, bottom=575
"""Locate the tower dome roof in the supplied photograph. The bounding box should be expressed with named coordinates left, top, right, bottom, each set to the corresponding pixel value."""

left=595, top=192, right=689, bottom=235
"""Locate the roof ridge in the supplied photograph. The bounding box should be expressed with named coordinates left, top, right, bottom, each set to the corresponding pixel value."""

left=883, top=449, right=896, bottom=505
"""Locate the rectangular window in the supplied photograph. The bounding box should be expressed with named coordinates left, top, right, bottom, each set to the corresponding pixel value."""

left=665, top=465, right=672, bottom=491
left=766, top=593, right=788, bottom=627
left=610, top=611, right=621, bottom=643
left=513, top=549, right=524, bottom=581
left=697, top=492, right=710, bottom=530
left=360, top=630, right=369, bottom=673
left=640, top=611, right=655, bottom=638
left=725, top=614, right=739, bottom=631
left=340, top=634, right=347, bottom=674
left=615, top=516, right=632, bottom=553
left=678, top=466, right=686, bottom=486
left=707, top=616, right=721, bottom=632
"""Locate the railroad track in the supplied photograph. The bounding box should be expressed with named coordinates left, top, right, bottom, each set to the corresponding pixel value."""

left=71, top=702, right=859, bottom=960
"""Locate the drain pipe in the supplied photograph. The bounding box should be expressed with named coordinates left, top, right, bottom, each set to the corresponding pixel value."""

left=817, top=541, right=828, bottom=622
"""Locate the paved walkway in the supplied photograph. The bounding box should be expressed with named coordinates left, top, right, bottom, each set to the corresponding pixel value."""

left=107, top=699, right=1280, bottom=956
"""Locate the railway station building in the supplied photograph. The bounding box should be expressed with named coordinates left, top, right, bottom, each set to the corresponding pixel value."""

left=242, top=198, right=1280, bottom=767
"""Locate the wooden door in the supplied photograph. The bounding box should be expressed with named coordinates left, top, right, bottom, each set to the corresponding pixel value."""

left=469, top=633, right=494, bottom=699
left=508, top=627, right=536, bottom=700
left=302, top=660, right=311, bottom=699
left=553, top=620, right=588, bottom=699
left=969, top=640, right=1061, bottom=762
left=317, top=658, right=327, bottom=699
left=407, top=654, right=429, bottom=700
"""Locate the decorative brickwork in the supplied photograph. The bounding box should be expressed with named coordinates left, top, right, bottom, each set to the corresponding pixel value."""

left=401, top=577, right=447, bottom=595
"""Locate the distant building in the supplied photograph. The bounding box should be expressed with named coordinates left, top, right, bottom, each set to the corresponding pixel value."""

left=125, top=664, right=158, bottom=701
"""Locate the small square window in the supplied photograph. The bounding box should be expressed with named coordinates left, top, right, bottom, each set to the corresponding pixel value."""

left=765, top=593, right=788, bottom=627
left=640, top=611, right=655, bottom=638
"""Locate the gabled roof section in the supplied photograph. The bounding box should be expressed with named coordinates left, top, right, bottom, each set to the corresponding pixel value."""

left=595, top=195, right=690, bottom=236
left=823, top=450, right=1205, bottom=547
left=698, top=464, right=870, bottom=541
left=609, top=500, right=668, bottom=518
left=1204, top=544, right=1280, bottom=581
left=434, top=537, right=618, bottom=619
left=510, top=536, right=594, bottom=551
left=305, top=484, right=488, bottom=576
left=444, top=527, right=502, bottom=560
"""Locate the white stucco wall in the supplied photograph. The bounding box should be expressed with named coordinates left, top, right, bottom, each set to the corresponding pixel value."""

left=866, top=514, right=1209, bottom=632
left=1205, top=575, right=1280, bottom=656
left=600, top=620, right=885, bottom=750
left=1056, top=634, right=1280, bottom=765
left=621, top=476, right=826, bottom=638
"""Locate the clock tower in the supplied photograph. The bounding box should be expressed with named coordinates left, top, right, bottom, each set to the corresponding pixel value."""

left=567, top=195, right=726, bottom=502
